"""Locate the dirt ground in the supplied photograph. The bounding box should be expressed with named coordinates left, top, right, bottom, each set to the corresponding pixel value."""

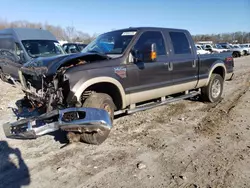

left=0, top=56, right=250, bottom=188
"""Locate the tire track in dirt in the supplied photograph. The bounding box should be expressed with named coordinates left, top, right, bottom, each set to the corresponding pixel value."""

left=195, top=74, right=250, bottom=136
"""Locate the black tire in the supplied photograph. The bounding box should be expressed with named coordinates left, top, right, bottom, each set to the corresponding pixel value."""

left=243, top=50, right=247, bottom=56
left=80, top=93, right=115, bottom=145
left=232, top=52, right=238, bottom=58
left=201, top=74, right=224, bottom=103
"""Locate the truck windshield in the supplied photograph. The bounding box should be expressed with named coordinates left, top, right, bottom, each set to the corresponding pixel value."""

left=22, top=40, right=65, bottom=58
left=82, top=30, right=137, bottom=55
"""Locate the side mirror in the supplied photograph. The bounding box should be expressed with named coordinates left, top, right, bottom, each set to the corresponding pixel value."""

left=142, top=43, right=157, bottom=62
left=131, top=43, right=157, bottom=63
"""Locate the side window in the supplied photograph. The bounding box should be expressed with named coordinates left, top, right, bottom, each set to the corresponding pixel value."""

left=0, top=38, right=16, bottom=60
left=169, top=32, right=191, bottom=54
left=134, top=31, right=166, bottom=55
left=0, top=38, right=15, bottom=51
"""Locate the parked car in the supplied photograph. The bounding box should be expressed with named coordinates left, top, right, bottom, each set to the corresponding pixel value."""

left=242, top=43, right=250, bottom=48
left=4, top=27, right=234, bottom=145
left=218, top=43, right=245, bottom=58
left=195, top=44, right=210, bottom=54
left=62, top=43, right=88, bottom=54
left=202, top=44, right=228, bottom=53
left=237, top=44, right=250, bottom=55
left=0, top=28, right=66, bottom=81
left=231, top=45, right=245, bottom=57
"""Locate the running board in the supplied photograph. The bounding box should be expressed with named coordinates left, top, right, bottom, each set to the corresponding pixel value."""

left=126, top=91, right=200, bottom=114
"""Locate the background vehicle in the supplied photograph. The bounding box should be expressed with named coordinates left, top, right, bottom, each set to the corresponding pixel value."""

left=9, top=27, right=234, bottom=144
left=236, top=44, right=250, bottom=55
left=202, top=44, right=228, bottom=53
left=62, top=43, right=87, bottom=54
left=0, top=28, right=66, bottom=81
left=231, top=45, right=245, bottom=57
left=218, top=43, right=245, bottom=58
left=195, top=44, right=210, bottom=54
left=240, top=44, right=250, bottom=55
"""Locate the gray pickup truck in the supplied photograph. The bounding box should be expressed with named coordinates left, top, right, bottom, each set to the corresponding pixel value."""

left=3, top=27, right=234, bottom=145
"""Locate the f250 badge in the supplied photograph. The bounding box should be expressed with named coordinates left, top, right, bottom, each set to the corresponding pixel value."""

left=114, top=67, right=127, bottom=78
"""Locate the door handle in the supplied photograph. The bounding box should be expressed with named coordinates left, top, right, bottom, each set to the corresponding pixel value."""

left=192, top=60, right=196, bottom=68
left=168, top=62, right=173, bottom=71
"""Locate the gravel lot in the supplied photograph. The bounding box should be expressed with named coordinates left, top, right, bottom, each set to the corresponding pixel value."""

left=0, top=56, right=250, bottom=188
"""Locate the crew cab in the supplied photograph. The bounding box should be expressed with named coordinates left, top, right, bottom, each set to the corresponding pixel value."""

left=0, top=28, right=66, bottom=81
left=5, top=27, right=234, bottom=145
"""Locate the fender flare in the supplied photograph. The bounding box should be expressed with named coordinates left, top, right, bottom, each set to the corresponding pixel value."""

left=206, top=62, right=226, bottom=86
left=72, top=77, right=127, bottom=109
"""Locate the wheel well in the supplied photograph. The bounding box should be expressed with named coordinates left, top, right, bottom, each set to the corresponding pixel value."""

left=212, top=66, right=225, bottom=79
left=83, top=82, right=123, bottom=110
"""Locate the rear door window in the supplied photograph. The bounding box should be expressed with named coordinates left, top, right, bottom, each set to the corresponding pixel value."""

left=169, top=32, right=191, bottom=54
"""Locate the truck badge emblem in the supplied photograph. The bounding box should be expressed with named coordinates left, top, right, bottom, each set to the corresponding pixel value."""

left=114, top=67, right=127, bottom=78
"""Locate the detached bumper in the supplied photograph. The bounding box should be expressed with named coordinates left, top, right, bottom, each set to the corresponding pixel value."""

left=3, top=107, right=112, bottom=139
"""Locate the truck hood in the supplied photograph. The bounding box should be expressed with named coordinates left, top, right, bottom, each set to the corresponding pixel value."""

left=21, top=52, right=110, bottom=76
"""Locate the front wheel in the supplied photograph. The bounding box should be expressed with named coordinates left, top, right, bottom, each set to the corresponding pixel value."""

left=232, top=52, right=240, bottom=58
left=79, top=93, right=115, bottom=145
left=201, top=74, right=224, bottom=103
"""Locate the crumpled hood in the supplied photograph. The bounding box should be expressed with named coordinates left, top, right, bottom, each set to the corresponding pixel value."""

left=21, top=52, right=110, bottom=76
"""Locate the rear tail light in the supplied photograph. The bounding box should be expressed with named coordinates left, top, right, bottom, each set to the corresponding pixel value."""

left=225, top=57, right=233, bottom=62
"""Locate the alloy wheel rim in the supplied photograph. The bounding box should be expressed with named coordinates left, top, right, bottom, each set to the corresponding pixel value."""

left=211, top=79, right=221, bottom=98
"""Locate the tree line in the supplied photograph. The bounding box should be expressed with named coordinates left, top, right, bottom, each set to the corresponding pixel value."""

left=192, top=32, right=250, bottom=44
left=0, top=19, right=98, bottom=44
left=0, top=19, right=249, bottom=44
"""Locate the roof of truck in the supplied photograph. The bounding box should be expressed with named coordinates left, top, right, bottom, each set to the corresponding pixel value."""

left=104, top=27, right=189, bottom=33
left=0, top=28, right=58, bottom=41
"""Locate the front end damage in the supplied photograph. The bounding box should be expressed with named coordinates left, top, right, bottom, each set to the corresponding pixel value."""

left=3, top=53, right=113, bottom=144
left=3, top=107, right=112, bottom=143
left=18, top=53, right=110, bottom=112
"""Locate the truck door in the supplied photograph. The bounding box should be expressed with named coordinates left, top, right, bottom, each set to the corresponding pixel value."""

left=126, top=31, right=171, bottom=103
left=168, top=31, right=199, bottom=89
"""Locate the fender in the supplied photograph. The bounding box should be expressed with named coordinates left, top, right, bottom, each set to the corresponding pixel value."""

left=70, top=76, right=127, bottom=109
left=205, top=61, right=226, bottom=86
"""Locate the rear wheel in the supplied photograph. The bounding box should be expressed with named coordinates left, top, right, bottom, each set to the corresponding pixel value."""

left=79, top=93, right=115, bottom=145
left=243, top=50, right=247, bottom=56
left=201, top=74, right=224, bottom=103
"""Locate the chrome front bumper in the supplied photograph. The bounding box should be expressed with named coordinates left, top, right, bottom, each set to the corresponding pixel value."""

left=3, top=107, right=112, bottom=139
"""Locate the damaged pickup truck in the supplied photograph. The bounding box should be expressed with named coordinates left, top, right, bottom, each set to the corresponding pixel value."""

left=3, top=27, right=234, bottom=145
